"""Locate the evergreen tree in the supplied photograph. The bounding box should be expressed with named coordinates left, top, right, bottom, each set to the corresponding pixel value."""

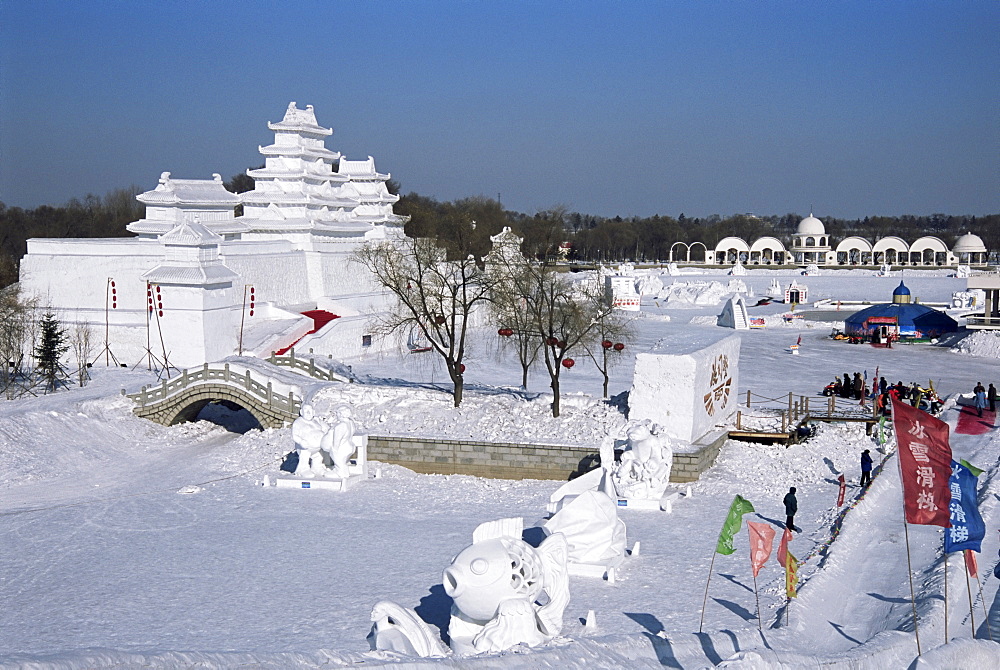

left=34, top=312, right=69, bottom=392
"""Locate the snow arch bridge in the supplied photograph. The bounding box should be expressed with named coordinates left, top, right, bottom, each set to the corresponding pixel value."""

left=126, top=355, right=348, bottom=429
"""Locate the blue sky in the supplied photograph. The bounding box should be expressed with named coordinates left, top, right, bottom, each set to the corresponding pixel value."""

left=1, top=1, right=997, bottom=219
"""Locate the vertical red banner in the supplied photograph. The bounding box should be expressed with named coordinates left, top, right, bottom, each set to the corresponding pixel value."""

left=964, top=550, right=978, bottom=579
left=837, top=474, right=846, bottom=506
left=891, top=396, right=952, bottom=527
left=747, top=521, right=775, bottom=578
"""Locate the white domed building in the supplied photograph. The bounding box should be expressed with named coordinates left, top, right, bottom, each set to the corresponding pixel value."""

left=790, top=214, right=835, bottom=265
left=951, top=232, right=989, bottom=266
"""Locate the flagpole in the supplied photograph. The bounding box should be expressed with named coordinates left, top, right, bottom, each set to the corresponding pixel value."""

left=753, top=573, right=761, bottom=631
left=975, top=571, right=994, bottom=641
left=965, top=560, right=975, bottom=638
left=902, top=519, right=922, bottom=655
left=943, top=549, right=949, bottom=643
left=699, top=552, right=718, bottom=634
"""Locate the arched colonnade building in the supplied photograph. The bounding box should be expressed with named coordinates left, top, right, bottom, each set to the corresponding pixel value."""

left=669, top=214, right=990, bottom=267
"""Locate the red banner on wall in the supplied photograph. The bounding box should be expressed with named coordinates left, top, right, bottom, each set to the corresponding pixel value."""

left=891, top=396, right=952, bottom=527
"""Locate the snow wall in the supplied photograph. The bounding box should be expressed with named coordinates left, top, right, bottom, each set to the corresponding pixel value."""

left=628, top=334, right=741, bottom=443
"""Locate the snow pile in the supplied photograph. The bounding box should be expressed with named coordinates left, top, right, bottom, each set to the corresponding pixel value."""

left=950, top=330, right=1000, bottom=359
left=634, top=273, right=663, bottom=296
left=655, top=280, right=742, bottom=307
left=310, top=382, right=626, bottom=446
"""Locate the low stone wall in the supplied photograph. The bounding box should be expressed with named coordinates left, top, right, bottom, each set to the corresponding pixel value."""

left=367, top=432, right=727, bottom=482
left=366, top=435, right=598, bottom=481
left=671, top=430, right=728, bottom=483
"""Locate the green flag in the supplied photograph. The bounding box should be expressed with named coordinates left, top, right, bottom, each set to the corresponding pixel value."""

left=716, top=495, right=755, bottom=555
left=960, top=459, right=983, bottom=477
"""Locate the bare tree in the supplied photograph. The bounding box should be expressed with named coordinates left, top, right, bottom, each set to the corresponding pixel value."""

left=355, top=234, right=489, bottom=407
left=488, top=232, right=624, bottom=417
left=70, top=320, right=94, bottom=387
left=0, top=285, right=36, bottom=398
left=582, top=309, right=636, bottom=398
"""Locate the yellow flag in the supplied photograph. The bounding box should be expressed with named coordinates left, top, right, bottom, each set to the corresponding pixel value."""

left=785, top=550, right=798, bottom=598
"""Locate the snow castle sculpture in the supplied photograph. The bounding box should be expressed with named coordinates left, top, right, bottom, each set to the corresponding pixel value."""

left=369, top=518, right=570, bottom=656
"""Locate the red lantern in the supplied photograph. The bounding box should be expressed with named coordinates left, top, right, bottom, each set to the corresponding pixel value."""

left=158, top=310, right=164, bottom=317
left=602, top=339, right=613, bottom=349
left=562, top=358, right=575, bottom=369
left=435, top=316, right=446, bottom=325
left=458, top=363, right=466, bottom=373
left=546, top=336, right=559, bottom=346
left=613, top=342, right=625, bottom=351
left=249, top=310, right=254, bottom=317
left=498, top=328, right=506, bottom=336
left=110, top=280, right=115, bottom=288
left=558, top=340, right=567, bottom=349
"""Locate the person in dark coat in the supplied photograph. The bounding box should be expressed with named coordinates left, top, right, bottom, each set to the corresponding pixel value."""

left=989, top=383, right=997, bottom=413
left=910, top=382, right=921, bottom=407
left=853, top=373, right=864, bottom=400
left=860, top=449, right=873, bottom=487
left=841, top=373, right=852, bottom=398
left=879, top=377, right=888, bottom=395
left=783, top=487, right=798, bottom=531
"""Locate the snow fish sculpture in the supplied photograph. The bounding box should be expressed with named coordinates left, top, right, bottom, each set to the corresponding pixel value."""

left=444, top=517, right=570, bottom=654
left=368, top=517, right=570, bottom=657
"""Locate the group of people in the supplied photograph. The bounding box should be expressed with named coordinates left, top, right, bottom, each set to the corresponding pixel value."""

left=824, top=372, right=867, bottom=400
left=872, top=377, right=942, bottom=416
left=972, top=382, right=997, bottom=417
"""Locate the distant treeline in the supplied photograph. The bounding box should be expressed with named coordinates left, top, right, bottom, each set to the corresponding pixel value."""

left=2, top=179, right=997, bottom=287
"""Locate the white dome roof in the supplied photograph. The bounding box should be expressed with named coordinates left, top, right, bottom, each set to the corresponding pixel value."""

left=952, top=232, right=986, bottom=253
left=797, top=214, right=825, bottom=235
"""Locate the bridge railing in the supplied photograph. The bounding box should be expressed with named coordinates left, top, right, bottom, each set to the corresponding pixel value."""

left=127, top=362, right=300, bottom=416
left=267, top=349, right=351, bottom=383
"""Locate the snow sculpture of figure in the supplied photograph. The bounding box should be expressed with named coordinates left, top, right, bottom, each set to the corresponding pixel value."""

left=292, top=404, right=328, bottom=477
left=444, top=517, right=569, bottom=654
left=544, top=489, right=627, bottom=568
left=612, top=423, right=673, bottom=501
left=322, top=405, right=356, bottom=479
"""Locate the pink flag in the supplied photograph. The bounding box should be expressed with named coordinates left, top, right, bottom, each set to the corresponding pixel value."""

left=837, top=474, right=846, bottom=507
left=776, top=527, right=792, bottom=568
left=747, top=522, right=775, bottom=577
left=891, top=396, right=952, bottom=527
left=965, top=550, right=979, bottom=579
left=796, top=334, right=802, bottom=346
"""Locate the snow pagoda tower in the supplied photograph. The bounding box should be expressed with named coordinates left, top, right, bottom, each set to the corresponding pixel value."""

left=19, top=102, right=408, bottom=368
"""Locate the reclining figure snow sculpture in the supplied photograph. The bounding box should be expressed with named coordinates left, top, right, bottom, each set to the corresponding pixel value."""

left=543, top=489, right=627, bottom=571
left=291, top=404, right=328, bottom=477
left=612, top=423, right=673, bottom=501
left=368, top=518, right=570, bottom=657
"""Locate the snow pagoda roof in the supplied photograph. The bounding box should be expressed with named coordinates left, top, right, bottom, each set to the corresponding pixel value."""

left=159, top=220, right=224, bottom=246
left=267, top=102, right=332, bottom=137
left=136, top=173, right=240, bottom=207
left=338, top=156, right=388, bottom=180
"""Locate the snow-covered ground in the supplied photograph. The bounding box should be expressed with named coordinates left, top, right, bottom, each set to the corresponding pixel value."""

left=1, top=269, right=999, bottom=669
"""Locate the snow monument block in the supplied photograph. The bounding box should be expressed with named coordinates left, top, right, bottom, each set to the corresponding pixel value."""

left=629, top=335, right=740, bottom=443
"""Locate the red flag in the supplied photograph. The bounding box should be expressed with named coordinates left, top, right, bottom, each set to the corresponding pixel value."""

left=796, top=334, right=802, bottom=346
left=776, top=527, right=792, bottom=568
left=747, top=521, right=776, bottom=578
left=837, top=474, right=846, bottom=507
left=965, top=550, right=979, bottom=579
left=891, top=396, right=952, bottom=527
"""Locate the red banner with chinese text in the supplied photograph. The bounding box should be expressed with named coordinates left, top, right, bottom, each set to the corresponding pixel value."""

left=891, top=396, right=952, bottom=527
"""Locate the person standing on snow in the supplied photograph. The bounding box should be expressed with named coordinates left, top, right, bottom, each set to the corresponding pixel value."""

left=852, top=373, right=864, bottom=400
left=989, top=383, right=997, bottom=413
left=860, top=449, right=873, bottom=488
left=783, top=487, right=798, bottom=531
left=974, top=384, right=988, bottom=418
